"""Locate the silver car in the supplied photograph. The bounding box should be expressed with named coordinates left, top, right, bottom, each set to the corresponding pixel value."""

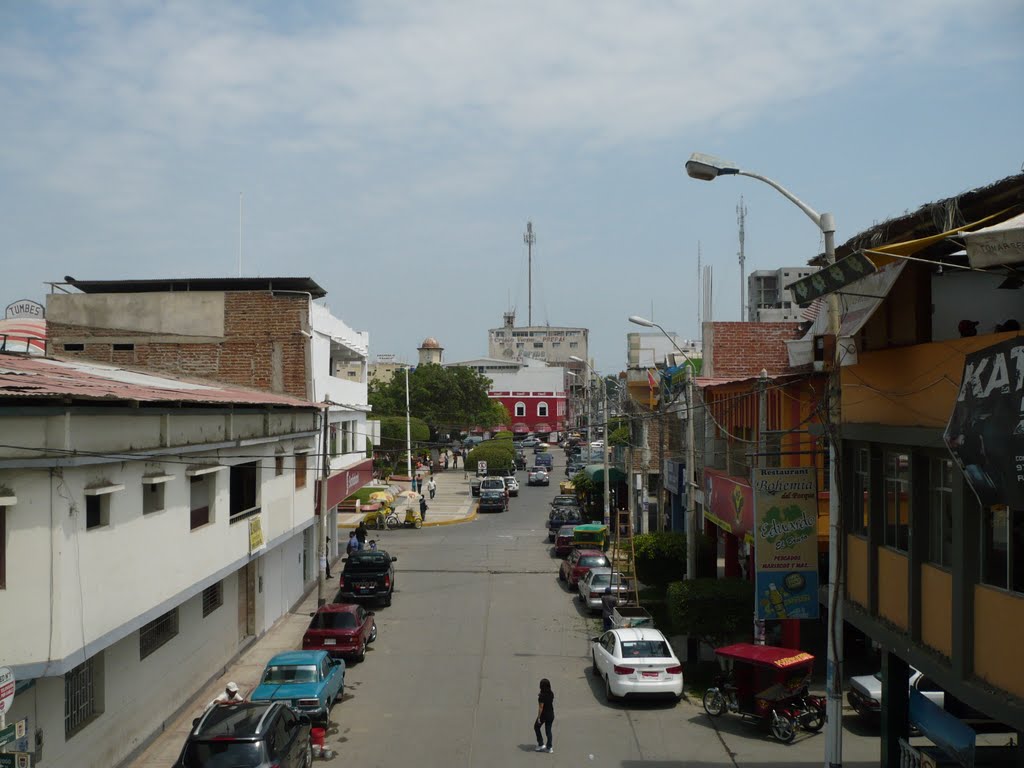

left=577, top=568, right=630, bottom=612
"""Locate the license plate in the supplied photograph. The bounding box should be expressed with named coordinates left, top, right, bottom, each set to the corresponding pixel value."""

left=642, top=671, right=659, bottom=678
left=357, top=583, right=373, bottom=591
left=324, top=638, right=336, bottom=645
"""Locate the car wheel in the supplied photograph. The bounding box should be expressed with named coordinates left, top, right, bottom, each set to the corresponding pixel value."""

left=356, top=641, right=366, bottom=663
left=604, top=676, right=617, bottom=702
left=558, top=569, right=566, bottom=581
left=384, top=591, right=392, bottom=607
left=368, top=622, right=377, bottom=643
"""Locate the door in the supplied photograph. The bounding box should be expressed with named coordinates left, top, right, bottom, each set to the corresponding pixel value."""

left=238, top=561, right=256, bottom=641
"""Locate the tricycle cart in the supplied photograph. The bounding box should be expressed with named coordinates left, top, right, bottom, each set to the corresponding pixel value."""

left=701, top=643, right=824, bottom=743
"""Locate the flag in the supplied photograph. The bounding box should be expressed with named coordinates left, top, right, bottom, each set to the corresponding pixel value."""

left=647, top=369, right=658, bottom=390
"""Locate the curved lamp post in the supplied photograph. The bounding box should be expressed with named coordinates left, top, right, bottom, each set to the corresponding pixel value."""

left=685, top=151, right=843, bottom=768
left=570, top=356, right=610, bottom=527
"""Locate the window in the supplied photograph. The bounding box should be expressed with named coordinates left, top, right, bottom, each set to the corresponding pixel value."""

left=884, top=452, right=910, bottom=552
left=928, top=457, right=954, bottom=568
left=981, top=506, right=1024, bottom=592
left=65, top=654, right=102, bottom=738
left=329, top=425, right=339, bottom=457
left=551, top=342, right=560, bottom=348
left=295, top=453, right=308, bottom=489
left=533, top=342, right=544, bottom=349
left=229, top=462, right=259, bottom=521
left=140, top=609, right=179, bottom=659
left=850, top=448, right=869, bottom=536
left=569, top=342, right=579, bottom=349
left=63, top=343, right=84, bottom=352
left=275, top=455, right=284, bottom=476
left=190, top=476, right=211, bottom=530
left=202, top=581, right=224, bottom=617
left=142, top=483, right=165, bottom=515
left=537, top=402, right=549, bottom=418
left=85, top=495, right=109, bottom=529
left=514, top=402, right=526, bottom=418
left=112, top=343, right=134, bottom=351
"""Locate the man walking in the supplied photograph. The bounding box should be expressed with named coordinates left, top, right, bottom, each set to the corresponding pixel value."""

left=419, top=495, right=428, bottom=523
left=427, top=476, right=437, bottom=500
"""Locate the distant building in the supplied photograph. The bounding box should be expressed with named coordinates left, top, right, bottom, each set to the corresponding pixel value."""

left=488, top=310, right=588, bottom=370
left=445, top=356, right=568, bottom=438
left=626, top=331, right=701, bottom=370
left=747, top=267, right=818, bottom=322
left=418, top=336, right=444, bottom=365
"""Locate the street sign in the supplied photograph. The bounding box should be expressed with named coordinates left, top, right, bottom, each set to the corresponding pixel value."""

left=0, top=752, right=31, bottom=768
left=0, top=718, right=26, bottom=748
left=0, top=667, right=14, bottom=715
left=477, top=461, right=487, bottom=476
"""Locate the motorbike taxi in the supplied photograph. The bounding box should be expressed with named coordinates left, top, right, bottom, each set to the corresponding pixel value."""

left=701, top=643, right=824, bottom=743
left=404, top=506, right=423, bottom=528
left=572, top=523, right=610, bottom=552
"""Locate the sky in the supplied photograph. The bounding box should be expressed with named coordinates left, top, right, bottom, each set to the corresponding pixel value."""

left=2, top=1, right=1022, bottom=374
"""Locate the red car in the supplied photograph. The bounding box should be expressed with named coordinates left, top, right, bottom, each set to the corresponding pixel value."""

left=553, top=525, right=580, bottom=557
left=558, top=548, right=611, bottom=587
left=302, top=603, right=377, bottom=662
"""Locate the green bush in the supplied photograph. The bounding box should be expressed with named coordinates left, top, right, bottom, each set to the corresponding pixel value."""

left=466, top=442, right=516, bottom=473
left=633, top=532, right=688, bottom=590
left=608, top=426, right=630, bottom=447
left=493, top=431, right=514, bottom=440
left=666, top=577, right=754, bottom=650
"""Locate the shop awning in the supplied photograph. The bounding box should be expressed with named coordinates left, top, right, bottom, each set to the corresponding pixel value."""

left=534, top=422, right=552, bottom=433
left=584, top=464, right=626, bottom=484
left=512, top=423, right=529, bottom=433
left=960, top=210, right=1024, bottom=268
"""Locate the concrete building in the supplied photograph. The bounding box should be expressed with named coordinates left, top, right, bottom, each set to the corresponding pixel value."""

left=626, top=331, right=701, bottom=370
left=746, top=266, right=818, bottom=322
left=0, top=354, right=320, bottom=768
left=417, top=337, right=443, bottom=365
left=487, top=311, right=587, bottom=370
left=45, top=277, right=377, bottom=564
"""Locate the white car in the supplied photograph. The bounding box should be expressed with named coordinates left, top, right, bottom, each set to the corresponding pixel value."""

left=505, top=476, right=519, bottom=497
left=847, top=667, right=940, bottom=720
left=577, top=568, right=630, bottom=612
left=591, top=628, right=684, bottom=702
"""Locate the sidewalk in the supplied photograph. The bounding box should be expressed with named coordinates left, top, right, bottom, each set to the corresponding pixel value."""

left=125, top=469, right=476, bottom=768
left=337, top=465, right=477, bottom=529
left=125, top=575, right=333, bottom=768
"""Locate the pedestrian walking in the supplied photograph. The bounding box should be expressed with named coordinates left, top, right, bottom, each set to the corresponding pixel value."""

left=419, top=496, right=428, bottom=522
left=324, top=536, right=332, bottom=579
left=452, top=451, right=458, bottom=469
left=533, top=678, right=554, bottom=753
left=347, top=530, right=359, bottom=556
left=443, top=453, right=449, bottom=470
left=427, top=476, right=437, bottom=499
left=355, top=521, right=368, bottom=548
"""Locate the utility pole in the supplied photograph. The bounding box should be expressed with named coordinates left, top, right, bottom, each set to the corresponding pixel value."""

left=523, top=221, right=536, bottom=326
left=317, top=402, right=330, bottom=607
left=755, top=369, right=768, bottom=644
left=737, top=196, right=747, bottom=320
left=405, top=366, right=413, bottom=482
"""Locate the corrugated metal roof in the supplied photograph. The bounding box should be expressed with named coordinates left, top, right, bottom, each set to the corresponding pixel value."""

left=0, top=355, right=317, bottom=408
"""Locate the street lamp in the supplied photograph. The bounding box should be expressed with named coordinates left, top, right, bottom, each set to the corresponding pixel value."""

left=685, top=151, right=842, bottom=768
left=628, top=315, right=698, bottom=585
left=570, top=356, right=611, bottom=527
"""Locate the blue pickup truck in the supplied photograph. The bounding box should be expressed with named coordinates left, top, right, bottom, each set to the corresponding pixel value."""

left=250, top=650, right=345, bottom=725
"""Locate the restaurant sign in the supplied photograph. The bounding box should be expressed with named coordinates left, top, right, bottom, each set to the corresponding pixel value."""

left=752, top=467, right=819, bottom=620
left=703, top=469, right=753, bottom=543
left=943, top=337, right=1024, bottom=508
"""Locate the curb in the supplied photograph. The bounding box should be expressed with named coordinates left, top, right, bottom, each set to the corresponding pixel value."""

left=337, top=503, right=478, bottom=529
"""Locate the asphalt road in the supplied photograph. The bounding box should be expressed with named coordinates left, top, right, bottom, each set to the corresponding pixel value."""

left=319, top=452, right=884, bottom=767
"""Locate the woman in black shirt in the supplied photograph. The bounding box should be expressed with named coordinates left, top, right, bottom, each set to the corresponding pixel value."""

left=534, top=678, right=554, bottom=752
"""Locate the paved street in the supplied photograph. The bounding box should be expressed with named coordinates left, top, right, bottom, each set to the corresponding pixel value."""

left=318, top=452, right=884, bottom=768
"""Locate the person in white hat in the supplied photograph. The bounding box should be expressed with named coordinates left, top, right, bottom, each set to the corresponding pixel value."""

left=211, top=681, right=245, bottom=706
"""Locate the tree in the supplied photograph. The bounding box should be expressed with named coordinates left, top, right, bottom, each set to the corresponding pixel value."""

left=666, top=577, right=754, bottom=650
left=465, top=441, right=516, bottom=473
left=374, top=415, right=430, bottom=476
left=368, top=364, right=505, bottom=436
left=632, top=532, right=688, bottom=591
left=608, top=426, right=630, bottom=447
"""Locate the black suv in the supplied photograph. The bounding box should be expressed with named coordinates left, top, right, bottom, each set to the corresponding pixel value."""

left=339, top=549, right=398, bottom=606
left=547, top=506, right=584, bottom=541
left=173, top=701, right=311, bottom=768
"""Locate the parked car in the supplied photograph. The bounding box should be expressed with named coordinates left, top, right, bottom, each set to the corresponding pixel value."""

left=553, top=525, right=580, bottom=557
left=577, top=568, right=630, bottom=612
left=505, top=475, right=520, bottom=496
left=527, top=466, right=550, bottom=486
left=250, top=650, right=345, bottom=726
left=590, top=628, right=684, bottom=702
left=550, top=494, right=579, bottom=510
left=846, top=667, right=998, bottom=729
left=339, top=549, right=398, bottom=607
left=173, top=701, right=312, bottom=768
left=303, top=603, right=377, bottom=662
left=521, top=437, right=541, bottom=448
left=559, top=548, right=611, bottom=587
left=547, top=506, right=584, bottom=541
left=478, top=477, right=509, bottom=512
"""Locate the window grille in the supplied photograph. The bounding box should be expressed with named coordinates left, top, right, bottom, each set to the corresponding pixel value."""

left=65, top=656, right=99, bottom=738
left=202, top=582, right=224, bottom=617
left=140, top=609, right=179, bottom=659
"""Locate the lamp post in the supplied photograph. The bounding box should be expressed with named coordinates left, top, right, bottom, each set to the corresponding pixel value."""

left=685, top=152, right=842, bottom=768
left=404, top=366, right=413, bottom=482
left=628, top=316, right=699, bottom=581
left=570, top=356, right=610, bottom=527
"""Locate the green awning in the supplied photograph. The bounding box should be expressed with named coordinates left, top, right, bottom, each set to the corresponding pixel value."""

left=584, top=464, right=626, bottom=484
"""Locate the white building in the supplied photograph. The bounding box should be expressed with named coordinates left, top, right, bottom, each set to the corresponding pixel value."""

left=626, top=332, right=702, bottom=370
left=0, top=354, right=320, bottom=768
left=747, top=266, right=818, bottom=322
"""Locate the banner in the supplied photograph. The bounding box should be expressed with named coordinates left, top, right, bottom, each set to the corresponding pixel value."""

left=703, top=469, right=754, bottom=543
left=944, top=337, right=1024, bottom=509
left=752, top=467, right=819, bottom=620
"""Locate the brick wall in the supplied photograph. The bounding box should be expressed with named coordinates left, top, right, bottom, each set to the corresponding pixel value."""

left=704, top=322, right=803, bottom=379
left=48, top=292, right=310, bottom=398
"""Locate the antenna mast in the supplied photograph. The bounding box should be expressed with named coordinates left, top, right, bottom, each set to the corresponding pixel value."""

left=737, top=196, right=747, bottom=320
left=238, top=192, right=243, bottom=277
left=523, top=221, right=535, bottom=326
